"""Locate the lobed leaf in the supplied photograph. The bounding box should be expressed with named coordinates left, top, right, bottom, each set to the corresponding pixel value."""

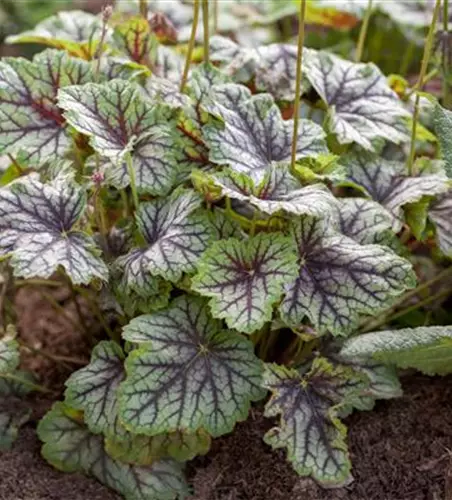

left=429, top=190, right=452, bottom=257
left=281, top=216, right=416, bottom=335
left=0, top=175, right=107, bottom=284
left=304, top=51, right=410, bottom=149
left=433, top=102, right=452, bottom=178
left=0, top=338, right=19, bottom=373
left=343, top=152, right=448, bottom=231
left=38, top=403, right=188, bottom=500
left=263, top=358, right=363, bottom=486
left=0, top=50, right=95, bottom=164
left=203, top=83, right=327, bottom=182
left=58, top=79, right=181, bottom=195
left=340, top=326, right=452, bottom=376
left=192, top=233, right=299, bottom=334
left=119, top=296, right=264, bottom=437
left=116, top=189, right=211, bottom=286
left=211, top=165, right=339, bottom=217
left=113, top=16, right=157, bottom=66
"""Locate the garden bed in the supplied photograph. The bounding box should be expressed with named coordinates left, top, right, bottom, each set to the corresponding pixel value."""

left=1, top=288, right=451, bottom=500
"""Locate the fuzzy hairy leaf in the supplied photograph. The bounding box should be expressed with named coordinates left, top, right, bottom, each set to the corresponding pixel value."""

left=38, top=403, right=188, bottom=500
left=433, top=102, right=452, bottom=178
left=6, top=11, right=104, bottom=58
left=429, top=191, right=452, bottom=257
left=192, top=233, right=299, bottom=334
left=59, top=79, right=180, bottom=195
left=203, top=84, right=327, bottom=182
left=106, top=429, right=211, bottom=465
left=335, top=198, right=394, bottom=245
left=341, top=326, right=452, bottom=375
left=281, top=216, right=415, bottom=335
left=0, top=175, right=107, bottom=284
left=116, top=189, right=211, bottom=287
left=211, top=165, right=338, bottom=217
left=0, top=50, right=94, bottom=164
left=263, top=358, right=362, bottom=486
left=344, top=152, right=448, bottom=231
left=304, top=51, right=409, bottom=149
left=65, top=341, right=125, bottom=436
left=119, top=296, right=264, bottom=437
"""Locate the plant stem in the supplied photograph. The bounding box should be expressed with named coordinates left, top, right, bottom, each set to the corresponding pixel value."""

left=38, top=290, right=81, bottom=334
left=202, top=0, right=210, bottom=64
left=290, top=0, right=307, bottom=174
left=180, top=0, right=200, bottom=92
left=15, top=279, right=62, bottom=288
left=405, top=68, right=439, bottom=99
left=443, top=0, right=452, bottom=108
left=407, top=0, right=442, bottom=174
left=0, top=372, right=51, bottom=394
left=139, top=0, right=148, bottom=18
left=355, top=0, right=373, bottom=62
left=126, top=152, right=139, bottom=211
left=213, top=0, right=218, bottom=33
left=94, top=5, right=112, bottom=81
left=18, top=340, right=86, bottom=369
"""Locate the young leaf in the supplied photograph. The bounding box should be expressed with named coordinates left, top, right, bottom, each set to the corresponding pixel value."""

left=116, top=189, right=211, bottom=286
left=304, top=51, right=409, bottom=149
left=106, top=429, right=211, bottom=465
left=6, top=11, right=105, bottom=58
left=0, top=175, right=108, bottom=284
left=211, top=165, right=339, bottom=217
left=281, top=216, right=415, bottom=335
left=263, top=358, right=362, bottom=486
left=192, top=233, right=299, bottom=334
left=335, top=198, right=394, bottom=245
left=343, top=152, right=448, bottom=230
left=38, top=403, right=188, bottom=500
left=58, top=79, right=180, bottom=195
left=433, top=102, right=452, bottom=178
left=64, top=341, right=125, bottom=436
left=0, top=50, right=94, bottom=164
left=429, top=191, right=452, bottom=257
left=113, top=16, right=157, bottom=66
left=203, top=84, right=327, bottom=182
left=340, top=326, right=452, bottom=376
left=119, top=296, right=264, bottom=437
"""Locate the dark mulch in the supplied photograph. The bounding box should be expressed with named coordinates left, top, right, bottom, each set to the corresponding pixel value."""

left=2, top=287, right=452, bottom=500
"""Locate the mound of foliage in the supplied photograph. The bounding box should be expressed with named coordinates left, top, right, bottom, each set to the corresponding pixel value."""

left=1, top=1, right=452, bottom=498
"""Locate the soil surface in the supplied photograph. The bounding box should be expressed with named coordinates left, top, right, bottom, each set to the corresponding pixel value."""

left=2, top=287, right=452, bottom=500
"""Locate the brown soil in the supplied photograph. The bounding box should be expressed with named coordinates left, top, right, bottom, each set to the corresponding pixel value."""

left=2, top=288, right=452, bottom=500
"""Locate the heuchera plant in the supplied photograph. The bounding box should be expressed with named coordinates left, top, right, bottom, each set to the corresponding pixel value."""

left=1, top=1, right=452, bottom=498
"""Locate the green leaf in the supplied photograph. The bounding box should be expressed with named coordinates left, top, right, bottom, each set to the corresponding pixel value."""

left=192, top=233, right=299, bottom=334
left=340, top=326, right=452, bottom=375
left=0, top=175, right=108, bottom=284
left=58, top=79, right=180, bottom=195
left=65, top=341, right=125, bottom=436
left=6, top=10, right=104, bottom=58
left=429, top=190, right=452, bottom=257
left=211, top=165, right=339, bottom=217
left=207, top=208, right=244, bottom=240
left=203, top=83, right=327, bottom=182
left=119, top=296, right=264, bottom=437
left=113, top=16, right=157, bottom=66
left=335, top=198, right=394, bottom=245
left=38, top=403, right=188, bottom=500
left=116, top=189, right=211, bottom=287
left=0, top=371, right=34, bottom=450
left=281, top=216, right=416, bottom=335
left=263, top=358, right=362, bottom=486
left=433, top=102, right=452, bottom=178
left=0, top=338, right=19, bottom=373
left=0, top=50, right=94, bottom=164
left=343, top=152, right=448, bottom=231
left=304, top=51, right=409, bottom=149
left=105, top=429, right=211, bottom=465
